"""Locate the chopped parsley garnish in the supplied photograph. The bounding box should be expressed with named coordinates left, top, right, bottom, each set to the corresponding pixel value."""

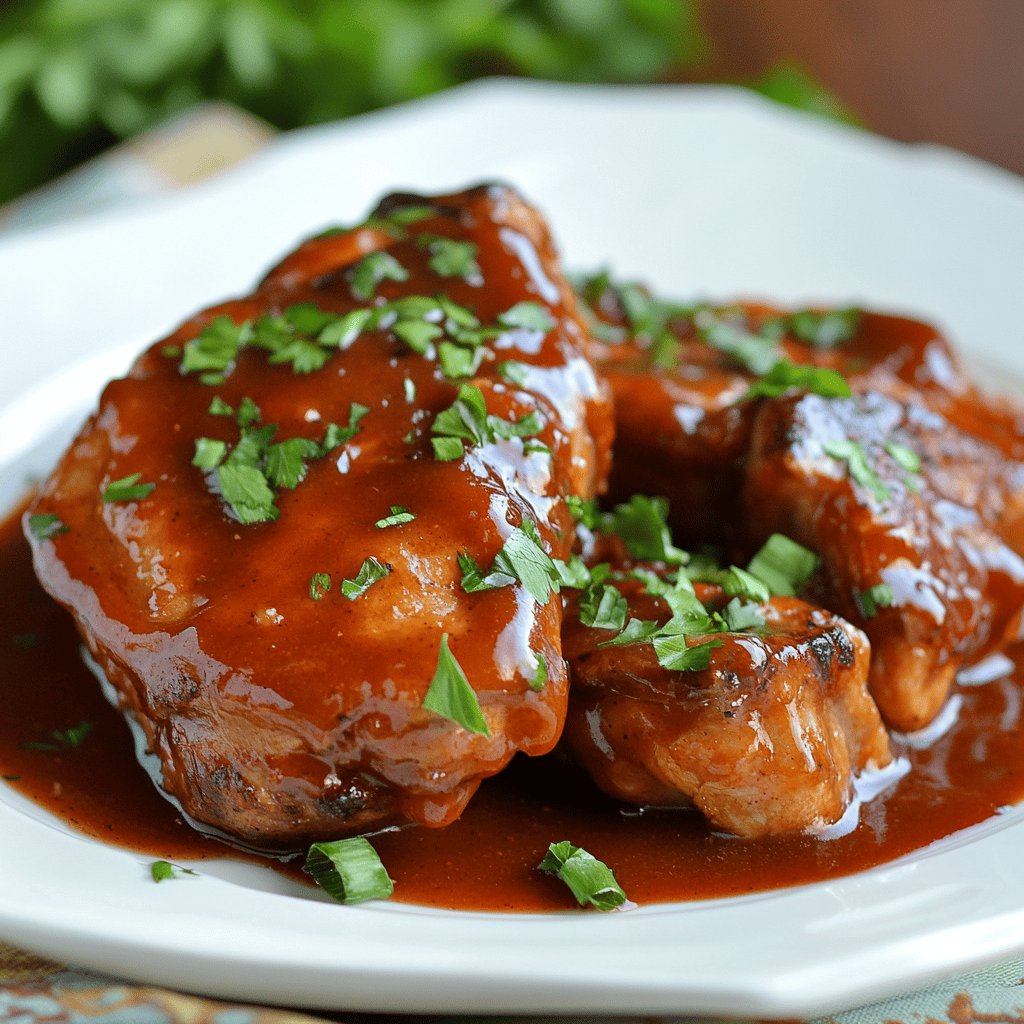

left=421, top=633, right=490, bottom=735
left=745, top=359, right=852, bottom=401
left=652, top=632, right=723, bottom=672
left=305, top=837, right=394, bottom=905
left=492, top=524, right=559, bottom=604
left=309, top=203, right=433, bottom=242
left=695, top=310, right=780, bottom=375
left=192, top=438, right=228, bottom=471
left=309, top=572, right=331, bottom=601
left=886, top=441, right=921, bottom=474
left=438, top=340, right=485, bottom=379
left=340, top=557, right=391, bottom=600
left=322, top=403, right=371, bottom=450
left=538, top=841, right=629, bottom=912
left=578, top=583, right=628, bottom=631
left=178, top=291, right=548, bottom=387
left=431, top=384, right=543, bottom=461
left=598, top=617, right=662, bottom=648
left=348, top=251, right=410, bottom=301
left=499, top=361, right=529, bottom=385
left=375, top=505, right=416, bottom=529
left=601, top=494, right=686, bottom=564
left=824, top=439, right=891, bottom=504
left=208, top=395, right=234, bottom=416
left=565, top=494, right=601, bottom=530
left=27, top=512, right=68, bottom=541
left=571, top=270, right=693, bottom=356
left=719, top=565, right=771, bottom=605
left=784, top=307, right=861, bottom=348
left=417, top=234, right=482, bottom=284
left=180, top=316, right=251, bottom=377
left=102, top=473, right=156, bottom=503
left=150, top=860, right=197, bottom=883
left=21, top=720, right=93, bottom=752
left=194, top=401, right=367, bottom=524
left=747, top=534, right=820, bottom=597
left=459, top=520, right=562, bottom=606
left=217, top=462, right=278, bottom=525
left=498, top=301, right=555, bottom=333
left=722, top=598, right=766, bottom=632
left=529, top=652, right=548, bottom=691
left=860, top=582, right=895, bottom=618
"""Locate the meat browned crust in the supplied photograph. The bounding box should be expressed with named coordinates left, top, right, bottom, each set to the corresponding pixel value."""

left=561, top=576, right=891, bottom=838
left=25, top=184, right=614, bottom=850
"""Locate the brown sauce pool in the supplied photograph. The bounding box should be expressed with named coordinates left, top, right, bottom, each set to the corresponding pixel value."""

left=2, top=504, right=1023, bottom=912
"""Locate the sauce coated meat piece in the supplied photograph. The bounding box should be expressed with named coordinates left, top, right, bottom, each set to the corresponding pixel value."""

left=574, top=272, right=984, bottom=546
left=744, top=391, right=1024, bottom=732
left=25, top=184, right=613, bottom=850
left=561, top=572, right=891, bottom=838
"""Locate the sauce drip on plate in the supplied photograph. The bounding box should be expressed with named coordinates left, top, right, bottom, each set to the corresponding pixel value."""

left=2, top=506, right=1022, bottom=911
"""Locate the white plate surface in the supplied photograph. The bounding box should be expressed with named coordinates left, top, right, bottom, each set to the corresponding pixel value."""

left=1, top=80, right=1024, bottom=1020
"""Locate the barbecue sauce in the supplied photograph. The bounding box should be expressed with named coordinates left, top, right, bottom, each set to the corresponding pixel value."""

left=2, top=507, right=1023, bottom=912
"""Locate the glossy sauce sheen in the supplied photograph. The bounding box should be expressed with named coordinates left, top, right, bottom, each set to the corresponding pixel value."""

left=23, top=187, right=615, bottom=849
left=3, top=510, right=1023, bottom=911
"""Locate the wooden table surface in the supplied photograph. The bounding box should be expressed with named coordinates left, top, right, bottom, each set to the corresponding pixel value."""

left=693, top=0, right=1024, bottom=176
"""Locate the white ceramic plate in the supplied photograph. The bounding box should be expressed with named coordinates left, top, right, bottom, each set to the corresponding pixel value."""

left=2, top=81, right=1024, bottom=1021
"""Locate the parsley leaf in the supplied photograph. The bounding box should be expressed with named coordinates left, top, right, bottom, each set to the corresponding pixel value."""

left=695, top=311, right=780, bottom=375
left=192, top=438, right=227, bottom=470
left=719, top=565, right=771, bottom=605
left=150, top=860, right=197, bottom=883
left=601, top=495, right=686, bottom=564
left=375, top=506, right=415, bottom=529
left=498, top=301, right=555, bottom=333
left=824, top=439, right=891, bottom=504
left=102, top=473, right=156, bottom=503
left=457, top=550, right=513, bottom=593
left=265, top=437, right=323, bottom=489
left=860, top=582, right=895, bottom=618
left=598, top=617, right=662, bottom=648
left=340, top=557, right=391, bottom=600
left=27, top=512, right=68, bottom=541
left=578, top=584, right=628, bottom=631
left=745, top=359, right=852, bottom=400
left=305, top=837, right=394, bottom=905
left=529, top=652, right=548, bottom=691
left=786, top=307, right=861, bottom=348
left=217, top=463, right=279, bottom=525
left=722, top=598, right=765, bottom=632
left=21, top=720, right=93, bottom=752
left=538, top=841, right=628, bottom=912
left=747, top=534, right=820, bottom=597
left=309, top=572, right=331, bottom=600
left=348, top=251, right=409, bottom=301
left=438, top=340, right=485, bottom=379
left=322, top=403, right=370, bottom=451
left=886, top=442, right=921, bottom=474
left=490, top=522, right=561, bottom=606
left=417, top=234, right=482, bottom=284
left=431, top=383, right=491, bottom=457
left=421, top=633, right=490, bottom=735
left=652, top=632, right=723, bottom=672
left=181, top=316, right=250, bottom=375
left=319, top=309, right=374, bottom=350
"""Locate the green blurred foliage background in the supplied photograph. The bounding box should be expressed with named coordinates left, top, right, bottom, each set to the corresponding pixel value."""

left=0, top=0, right=842, bottom=204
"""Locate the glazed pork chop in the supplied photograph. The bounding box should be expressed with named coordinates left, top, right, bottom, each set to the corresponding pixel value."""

left=745, top=391, right=1024, bottom=731
left=561, top=569, right=891, bottom=838
left=574, top=271, right=1017, bottom=547
left=25, top=184, right=613, bottom=850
